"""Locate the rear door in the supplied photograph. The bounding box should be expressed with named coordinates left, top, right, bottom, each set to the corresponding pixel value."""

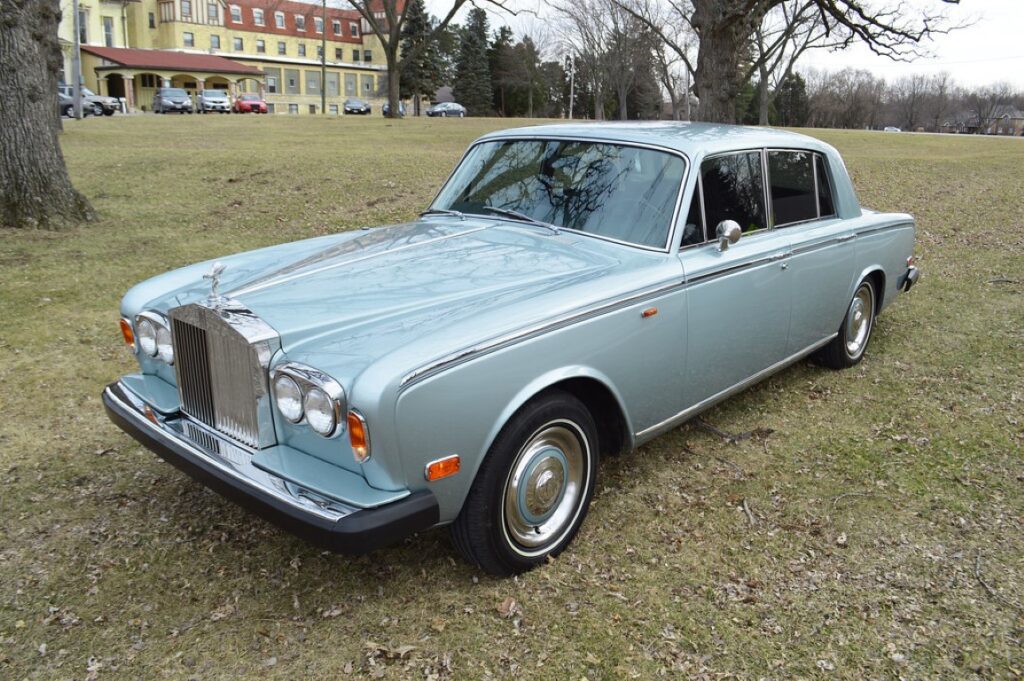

left=679, top=150, right=793, bottom=408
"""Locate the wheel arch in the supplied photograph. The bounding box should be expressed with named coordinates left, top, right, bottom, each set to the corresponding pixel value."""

left=852, top=265, right=885, bottom=314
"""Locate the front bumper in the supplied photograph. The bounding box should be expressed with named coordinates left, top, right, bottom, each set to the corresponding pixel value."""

left=102, top=381, right=438, bottom=553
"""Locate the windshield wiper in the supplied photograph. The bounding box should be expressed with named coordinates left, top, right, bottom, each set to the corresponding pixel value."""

left=481, top=206, right=560, bottom=235
left=420, top=207, right=466, bottom=220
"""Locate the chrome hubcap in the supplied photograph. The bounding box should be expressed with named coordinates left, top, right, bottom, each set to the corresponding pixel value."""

left=845, top=284, right=873, bottom=357
left=503, top=422, right=587, bottom=553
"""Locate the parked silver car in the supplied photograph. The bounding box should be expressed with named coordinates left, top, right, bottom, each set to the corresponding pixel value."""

left=57, top=85, right=117, bottom=115
left=197, top=90, right=230, bottom=113
left=152, top=88, right=193, bottom=114
left=103, top=123, right=919, bottom=575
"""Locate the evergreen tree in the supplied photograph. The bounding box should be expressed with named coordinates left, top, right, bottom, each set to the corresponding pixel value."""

left=489, top=26, right=515, bottom=116
left=399, top=0, right=443, bottom=115
left=774, top=73, right=810, bottom=127
left=453, top=8, right=493, bottom=116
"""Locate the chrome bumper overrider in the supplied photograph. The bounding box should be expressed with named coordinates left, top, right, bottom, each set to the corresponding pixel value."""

left=102, top=381, right=439, bottom=552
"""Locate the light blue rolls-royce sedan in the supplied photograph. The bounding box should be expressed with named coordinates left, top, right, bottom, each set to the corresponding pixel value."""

left=103, top=123, right=919, bottom=575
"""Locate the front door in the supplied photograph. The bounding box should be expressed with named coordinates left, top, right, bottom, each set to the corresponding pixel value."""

left=680, top=151, right=792, bottom=408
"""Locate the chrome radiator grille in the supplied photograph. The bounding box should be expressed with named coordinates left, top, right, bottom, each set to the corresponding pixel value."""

left=170, top=301, right=280, bottom=449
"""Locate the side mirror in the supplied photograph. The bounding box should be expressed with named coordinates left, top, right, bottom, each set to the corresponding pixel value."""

left=716, top=220, right=742, bottom=252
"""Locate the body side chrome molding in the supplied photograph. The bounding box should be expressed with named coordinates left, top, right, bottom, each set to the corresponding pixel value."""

left=855, top=221, right=913, bottom=238
left=399, top=278, right=688, bottom=389
left=634, top=333, right=838, bottom=441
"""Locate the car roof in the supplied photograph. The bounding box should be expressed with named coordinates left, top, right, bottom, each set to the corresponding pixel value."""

left=477, top=121, right=836, bottom=158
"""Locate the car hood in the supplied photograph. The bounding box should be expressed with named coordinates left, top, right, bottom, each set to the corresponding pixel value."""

left=124, top=218, right=675, bottom=386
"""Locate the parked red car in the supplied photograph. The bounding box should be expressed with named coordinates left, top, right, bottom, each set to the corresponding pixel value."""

left=233, top=94, right=268, bottom=114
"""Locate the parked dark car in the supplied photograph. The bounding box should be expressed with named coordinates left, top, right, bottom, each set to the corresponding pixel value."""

left=343, top=98, right=372, bottom=115
left=233, top=94, right=268, bottom=114
left=58, top=85, right=116, bottom=115
left=153, top=88, right=193, bottom=114
left=382, top=101, right=406, bottom=117
left=58, top=92, right=95, bottom=117
left=426, top=102, right=467, bottom=118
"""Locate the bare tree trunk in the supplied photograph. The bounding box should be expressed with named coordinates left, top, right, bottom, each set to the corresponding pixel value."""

left=385, top=41, right=401, bottom=118
left=1, top=0, right=93, bottom=229
left=757, top=64, right=770, bottom=125
left=618, top=85, right=629, bottom=120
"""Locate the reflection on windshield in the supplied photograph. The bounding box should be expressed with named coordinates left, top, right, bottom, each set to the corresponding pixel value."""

left=432, top=139, right=685, bottom=248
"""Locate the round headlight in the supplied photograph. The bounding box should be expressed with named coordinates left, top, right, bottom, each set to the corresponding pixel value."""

left=273, top=374, right=303, bottom=423
left=137, top=318, right=157, bottom=357
left=156, top=324, right=174, bottom=364
left=303, top=387, right=337, bottom=437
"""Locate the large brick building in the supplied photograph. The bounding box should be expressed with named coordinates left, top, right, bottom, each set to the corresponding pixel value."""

left=59, top=0, right=403, bottom=114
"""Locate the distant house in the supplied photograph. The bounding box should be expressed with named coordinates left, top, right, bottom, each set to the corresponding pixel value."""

left=942, top=106, right=1024, bottom=135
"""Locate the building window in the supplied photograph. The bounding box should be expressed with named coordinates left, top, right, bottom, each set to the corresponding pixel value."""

left=264, top=69, right=280, bottom=93
left=277, top=41, right=286, bottom=55
left=183, top=31, right=195, bottom=47
left=334, top=47, right=342, bottom=60
left=275, top=11, right=285, bottom=28
left=352, top=49, right=360, bottom=62
left=295, top=15, right=305, bottom=31
left=361, top=74, right=373, bottom=95
left=210, top=34, right=220, bottom=49
left=314, top=17, right=323, bottom=33
left=102, top=16, right=114, bottom=46
left=326, top=72, right=339, bottom=96
left=363, top=49, right=372, bottom=62
left=229, top=5, right=240, bottom=22
left=288, top=103, right=298, bottom=114
left=309, top=104, right=317, bottom=114
left=285, top=69, right=299, bottom=94
left=78, top=10, right=87, bottom=43
left=256, top=39, right=265, bottom=53
left=329, top=104, right=338, bottom=115
left=148, top=12, right=156, bottom=28
left=306, top=71, right=320, bottom=95
left=344, top=73, right=356, bottom=96
left=267, top=103, right=275, bottom=114
left=349, top=22, right=358, bottom=37
left=233, top=37, right=243, bottom=51
left=181, top=0, right=191, bottom=19
left=141, top=74, right=157, bottom=88
left=297, top=43, right=306, bottom=57
left=253, top=8, right=264, bottom=25
left=207, top=2, right=217, bottom=21
left=332, top=20, right=341, bottom=35
left=316, top=45, right=323, bottom=59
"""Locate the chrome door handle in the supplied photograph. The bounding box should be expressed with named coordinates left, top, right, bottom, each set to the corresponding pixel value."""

left=836, top=234, right=856, bottom=243
left=781, top=262, right=789, bottom=270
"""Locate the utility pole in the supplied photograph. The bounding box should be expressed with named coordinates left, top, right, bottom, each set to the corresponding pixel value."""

left=321, top=0, right=327, bottom=114
left=567, top=54, right=574, bottom=120
left=72, top=0, right=83, bottom=119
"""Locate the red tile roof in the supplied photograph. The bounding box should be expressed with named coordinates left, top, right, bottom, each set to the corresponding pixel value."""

left=226, top=0, right=405, bottom=44
left=81, top=46, right=264, bottom=76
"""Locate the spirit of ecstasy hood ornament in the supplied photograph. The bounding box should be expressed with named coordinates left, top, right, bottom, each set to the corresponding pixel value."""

left=203, top=261, right=226, bottom=301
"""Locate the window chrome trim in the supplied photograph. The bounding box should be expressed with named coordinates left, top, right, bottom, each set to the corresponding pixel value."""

left=698, top=147, right=771, bottom=238
left=425, top=135, right=690, bottom=254
left=634, top=333, right=838, bottom=442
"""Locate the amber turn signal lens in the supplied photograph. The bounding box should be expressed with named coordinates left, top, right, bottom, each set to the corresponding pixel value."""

left=425, top=455, right=461, bottom=482
left=348, top=411, right=370, bottom=463
left=641, top=307, right=658, bottom=318
left=119, top=318, right=135, bottom=346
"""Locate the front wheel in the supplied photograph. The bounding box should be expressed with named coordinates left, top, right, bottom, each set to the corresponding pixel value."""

left=451, top=390, right=598, bottom=575
left=817, top=278, right=876, bottom=369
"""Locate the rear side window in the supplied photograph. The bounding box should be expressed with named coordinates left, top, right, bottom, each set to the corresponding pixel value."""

left=816, top=155, right=835, bottom=217
left=700, top=152, right=767, bottom=234
left=768, top=151, right=816, bottom=226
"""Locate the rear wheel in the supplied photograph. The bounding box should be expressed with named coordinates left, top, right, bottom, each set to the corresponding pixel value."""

left=451, top=391, right=598, bottom=575
left=817, top=278, right=876, bottom=369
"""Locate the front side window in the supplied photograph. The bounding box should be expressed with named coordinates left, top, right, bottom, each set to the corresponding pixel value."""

left=682, top=185, right=705, bottom=247
left=768, top=151, right=816, bottom=226
left=432, top=140, right=686, bottom=249
left=700, top=151, right=766, bottom=234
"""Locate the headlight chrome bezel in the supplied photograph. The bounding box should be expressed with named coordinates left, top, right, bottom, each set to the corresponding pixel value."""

left=270, top=363, right=346, bottom=439
left=134, top=311, right=173, bottom=365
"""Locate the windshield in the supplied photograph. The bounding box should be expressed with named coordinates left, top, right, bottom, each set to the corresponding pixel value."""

left=432, top=139, right=686, bottom=249
left=81, top=88, right=96, bottom=97
left=205, top=91, right=228, bottom=98
left=240, top=95, right=260, bottom=101
left=162, top=89, right=188, bottom=97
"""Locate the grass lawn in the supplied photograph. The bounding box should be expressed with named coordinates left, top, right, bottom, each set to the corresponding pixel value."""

left=1, top=115, right=1022, bottom=679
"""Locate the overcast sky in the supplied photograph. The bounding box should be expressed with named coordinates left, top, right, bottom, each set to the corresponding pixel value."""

left=421, top=0, right=1024, bottom=89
